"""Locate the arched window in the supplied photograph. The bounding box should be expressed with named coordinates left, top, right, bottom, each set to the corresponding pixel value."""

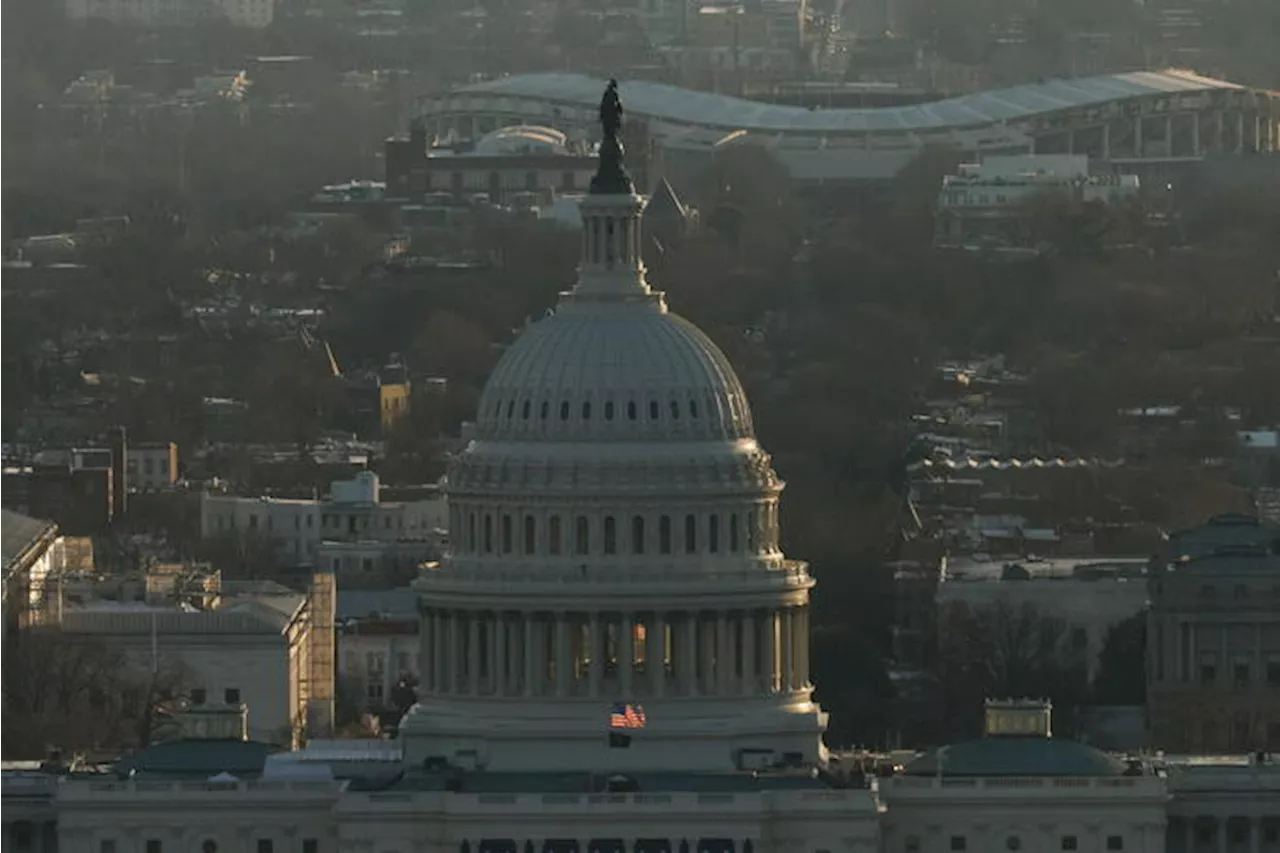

left=689, top=399, right=699, bottom=419
left=604, top=516, right=617, bottom=554
left=540, top=401, right=549, bottom=420
left=684, top=514, right=697, bottom=553
left=575, top=516, right=590, bottom=555
left=506, top=401, right=514, bottom=418
left=670, top=400, right=680, bottom=419
left=467, top=513, right=477, bottom=552
left=521, top=400, right=530, bottom=419
left=202, top=842, right=219, bottom=853
left=605, top=401, right=615, bottom=421
left=709, top=515, right=720, bottom=553
left=484, top=514, right=493, bottom=553
left=549, top=515, right=562, bottom=555
left=659, top=515, right=672, bottom=554
left=632, top=516, right=645, bottom=554
left=560, top=401, right=570, bottom=420
left=747, top=509, right=757, bottom=551
left=730, top=513, right=740, bottom=552
left=627, top=401, right=637, bottom=421
left=649, top=400, right=659, bottom=420
left=582, top=401, right=592, bottom=420
left=501, top=515, right=513, bottom=554
left=524, top=515, right=536, bottom=554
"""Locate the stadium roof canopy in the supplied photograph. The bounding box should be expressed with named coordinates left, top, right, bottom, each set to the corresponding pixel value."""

left=454, top=70, right=1244, bottom=135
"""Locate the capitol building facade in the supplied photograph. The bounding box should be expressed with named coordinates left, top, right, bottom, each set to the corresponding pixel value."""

left=4, top=88, right=1279, bottom=853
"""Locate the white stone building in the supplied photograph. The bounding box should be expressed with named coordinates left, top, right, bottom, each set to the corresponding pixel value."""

left=127, top=442, right=178, bottom=492
left=199, top=471, right=447, bottom=572
left=936, top=555, right=1150, bottom=680
left=57, top=577, right=334, bottom=747
left=337, top=588, right=421, bottom=710
left=3, top=82, right=1250, bottom=853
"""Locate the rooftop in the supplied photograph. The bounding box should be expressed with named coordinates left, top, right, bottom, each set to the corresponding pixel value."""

left=2, top=509, right=57, bottom=573
left=453, top=69, right=1247, bottom=135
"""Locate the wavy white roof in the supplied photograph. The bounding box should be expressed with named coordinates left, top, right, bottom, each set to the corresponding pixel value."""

left=455, top=69, right=1244, bottom=135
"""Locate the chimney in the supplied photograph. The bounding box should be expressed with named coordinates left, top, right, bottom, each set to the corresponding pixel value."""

left=109, top=426, right=128, bottom=521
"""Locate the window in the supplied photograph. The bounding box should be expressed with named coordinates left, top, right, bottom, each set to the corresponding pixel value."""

left=1006, top=838, right=1021, bottom=852
left=604, top=516, right=617, bottom=554
left=367, top=681, right=384, bottom=702
left=1071, top=627, right=1088, bottom=651
left=258, top=842, right=274, bottom=853
left=685, top=514, right=697, bottom=553
left=540, top=401, right=549, bottom=420
left=190, top=688, right=207, bottom=705
left=146, top=842, right=162, bottom=853
left=1106, top=837, right=1123, bottom=851
left=1061, top=838, right=1077, bottom=851
left=1235, top=663, right=1250, bottom=688
left=582, top=402, right=592, bottom=420
left=1268, top=661, right=1280, bottom=686
left=632, top=516, right=645, bottom=554
left=950, top=837, right=966, bottom=852
left=649, top=400, right=659, bottom=420
left=1201, top=664, right=1217, bottom=684
left=224, top=688, right=241, bottom=704
left=627, top=401, right=637, bottom=421
left=367, top=652, right=386, bottom=673
left=605, top=401, right=614, bottom=420
left=670, top=400, right=680, bottom=419
left=100, top=841, right=118, bottom=853
left=729, top=514, right=739, bottom=552
left=1234, top=583, right=1248, bottom=599
left=202, top=843, right=217, bottom=853
left=396, top=652, right=410, bottom=674
left=560, top=401, right=570, bottom=420
left=659, top=515, right=672, bottom=554
left=303, top=842, right=319, bottom=853
left=361, top=558, right=373, bottom=573
left=502, top=515, right=513, bottom=554
left=689, top=400, right=699, bottom=419
left=549, top=516, right=562, bottom=555
left=1200, top=584, right=1216, bottom=598
left=905, top=838, right=920, bottom=853
left=709, top=515, right=719, bottom=553
left=484, top=515, right=494, bottom=552
left=524, top=515, right=536, bottom=554
left=575, top=517, right=589, bottom=554
left=468, top=514, right=477, bottom=552
left=521, top=401, right=530, bottom=419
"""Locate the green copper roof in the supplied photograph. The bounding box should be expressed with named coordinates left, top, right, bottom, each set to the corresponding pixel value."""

left=903, top=737, right=1125, bottom=778
left=115, top=739, right=275, bottom=778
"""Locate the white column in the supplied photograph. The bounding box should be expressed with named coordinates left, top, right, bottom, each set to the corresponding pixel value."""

left=781, top=608, right=795, bottom=691
left=798, top=606, right=810, bottom=688
left=620, top=612, right=635, bottom=699
left=1249, top=819, right=1261, bottom=853
left=421, top=609, right=433, bottom=692
left=1191, top=114, right=1201, bottom=156
left=449, top=611, right=462, bottom=693
left=555, top=613, right=571, bottom=697
left=652, top=612, right=666, bottom=697
left=588, top=612, right=602, bottom=697
left=467, top=614, right=481, bottom=694
left=496, top=613, right=509, bottom=696
left=700, top=613, right=716, bottom=694
left=742, top=611, right=756, bottom=694
left=487, top=615, right=499, bottom=694
left=523, top=612, right=536, bottom=697
left=761, top=609, right=777, bottom=693
left=433, top=610, right=445, bottom=693
left=716, top=611, right=732, bottom=692
left=680, top=612, right=698, bottom=696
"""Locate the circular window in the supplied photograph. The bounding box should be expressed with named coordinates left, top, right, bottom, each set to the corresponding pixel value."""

left=1006, top=837, right=1021, bottom=852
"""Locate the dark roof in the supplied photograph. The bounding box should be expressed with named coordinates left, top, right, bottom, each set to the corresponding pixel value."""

left=2, top=510, right=57, bottom=573
left=645, top=178, right=689, bottom=221
left=347, top=768, right=834, bottom=794
left=1167, top=514, right=1280, bottom=559
left=903, top=737, right=1125, bottom=778
left=114, top=739, right=276, bottom=778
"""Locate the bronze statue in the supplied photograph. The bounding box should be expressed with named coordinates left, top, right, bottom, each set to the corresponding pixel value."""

left=600, top=78, right=624, bottom=142
left=590, top=78, right=633, bottom=195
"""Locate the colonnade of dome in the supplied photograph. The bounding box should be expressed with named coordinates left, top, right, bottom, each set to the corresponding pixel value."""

left=418, top=606, right=812, bottom=700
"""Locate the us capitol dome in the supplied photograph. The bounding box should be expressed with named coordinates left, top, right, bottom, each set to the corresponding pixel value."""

left=401, top=84, right=827, bottom=774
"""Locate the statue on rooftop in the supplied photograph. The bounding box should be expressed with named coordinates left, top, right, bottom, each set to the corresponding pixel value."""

left=591, top=78, right=634, bottom=195
left=600, top=78, right=624, bottom=142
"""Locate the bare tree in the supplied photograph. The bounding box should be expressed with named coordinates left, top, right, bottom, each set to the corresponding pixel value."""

left=2, top=627, right=194, bottom=758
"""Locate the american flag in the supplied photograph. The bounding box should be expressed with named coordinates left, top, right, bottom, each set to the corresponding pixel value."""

left=609, top=703, right=647, bottom=729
